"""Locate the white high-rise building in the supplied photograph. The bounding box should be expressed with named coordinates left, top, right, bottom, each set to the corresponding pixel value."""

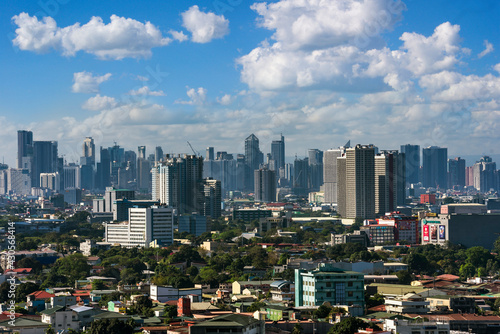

left=40, top=172, right=60, bottom=192
left=323, top=148, right=344, bottom=204
left=104, top=206, right=174, bottom=248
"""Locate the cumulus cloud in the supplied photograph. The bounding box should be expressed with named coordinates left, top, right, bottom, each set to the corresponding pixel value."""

left=170, top=30, right=189, bottom=42
left=82, top=94, right=118, bottom=111
left=176, top=87, right=207, bottom=105
left=478, top=40, right=494, bottom=59
left=12, top=12, right=171, bottom=59
left=251, top=0, right=405, bottom=50
left=72, top=71, right=111, bottom=93
left=181, top=5, right=229, bottom=43
left=128, top=86, right=166, bottom=96
left=217, top=94, right=234, bottom=105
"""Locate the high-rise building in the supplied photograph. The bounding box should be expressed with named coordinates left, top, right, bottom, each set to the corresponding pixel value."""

left=206, top=147, right=214, bottom=161
left=448, top=157, right=466, bottom=189
left=63, top=164, right=81, bottom=190
left=473, top=156, right=497, bottom=192
left=323, top=148, right=344, bottom=204
left=81, top=137, right=95, bottom=166
left=337, top=144, right=375, bottom=219
left=138, top=146, right=146, bottom=160
left=95, top=147, right=111, bottom=190
left=32, top=141, right=58, bottom=187
left=6, top=168, right=31, bottom=195
left=178, top=215, right=207, bottom=237
left=400, top=144, right=420, bottom=185
left=203, top=178, right=221, bottom=218
left=40, top=172, right=60, bottom=192
left=137, top=158, right=152, bottom=193
left=104, top=206, right=174, bottom=248
left=422, top=146, right=448, bottom=189
left=152, top=154, right=204, bottom=214
left=375, top=151, right=405, bottom=215
left=244, top=134, right=263, bottom=191
left=155, top=146, right=164, bottom=163
left=293, top=157, right=309, bottom=196
left=271, top=134, right=285, bottom=172
left=308, top=149, right=323, bottom=191
left=17, top=130, right=33, bottom=169
left=254, top=168, right=276, bottom=202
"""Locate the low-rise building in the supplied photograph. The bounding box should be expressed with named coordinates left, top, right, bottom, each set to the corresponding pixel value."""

left=383, top=318, right=449, bottom=334
left=385, top=293, right=430, bottom=314
left=189, top=313, right=264, bottom=334
left=269, top=280, right=294, bottom=302
left=149, top=285, right=201, bottom=303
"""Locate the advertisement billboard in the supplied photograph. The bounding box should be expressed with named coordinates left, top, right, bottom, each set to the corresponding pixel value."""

left=439, top=225, right=446, bottom=240
left=423, top=225, right=429, bottom=242
left=430, top=225, right=437, bottom=240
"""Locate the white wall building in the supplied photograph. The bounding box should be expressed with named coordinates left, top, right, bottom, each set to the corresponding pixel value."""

left=104, top=206, right=174, bottom=248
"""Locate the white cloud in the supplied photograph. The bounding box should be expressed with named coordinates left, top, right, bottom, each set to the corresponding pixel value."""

left=170, top=30, right=188, bottom=42
left=217, top=94, right=234, bottom=105
left=251, top=0, right=405, bottom=50
left=128, top=86, right=166, bottom=96
left=82, top=94, right=118, bottom=111
left=72, top=71, right=111, bottom=93
left=181, top=5, right=229, bottom=43
left=176, top=87, right=207, bottom=105
left=12, top=12, right=171, bottom=59
left=478, top=40, right=494, bottom=58
left=495, top=63, right=500, bottom=74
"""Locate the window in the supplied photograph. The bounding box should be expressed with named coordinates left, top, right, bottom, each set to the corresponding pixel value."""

left=348, top=291, right=353, bottom=297
left=348, top=281, right=353, bottom=287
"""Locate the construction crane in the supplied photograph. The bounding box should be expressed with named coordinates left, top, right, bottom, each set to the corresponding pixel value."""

left=187, top=141, right=200, bottom=156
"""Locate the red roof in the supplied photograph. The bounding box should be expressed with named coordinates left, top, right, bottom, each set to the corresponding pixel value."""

left=28, top=291, right=55, bottom=300
left=367, top=304, right=386, bottom=312
left=435, top=274, right=460, bottom=281
left=5, top=268, right=33, bottom=274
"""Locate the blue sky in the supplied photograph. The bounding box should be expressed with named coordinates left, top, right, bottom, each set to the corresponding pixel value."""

left=0, top=0, right=499, bottom=166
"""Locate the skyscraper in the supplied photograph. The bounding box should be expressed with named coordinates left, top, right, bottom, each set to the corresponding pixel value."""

left=422, top=146, right=448, bottom=189
left=448, top=157, right=466, bottom=188
left=203, top=178, right=221, bottom=218
left=155, top=146, right=164, bottom=163
left=96, top=147, right=111, bottom=190
left=244, top=134, right=263, bottom=191
left=82, top=137, right=95, bottom=166
left=308, top=149, right=323, bottom=191
left=138, top=146, right=146, bottom=160
left=254, top=168, right=276, bottom=202
left=323, top=148, right=345, bottom=204
left=17, top=130, right=33, bottom=169
left=32, top=141, right=58, bottom=187
left=152, top=154, right=204, bottom=214
left=375, top=151, right=406, bottom=215
left=473, top=156, right=497, bottom=192
left=206, top=147, right=214, bottom=161
left=337, top=144, right=375, bottom=219
left=271, top=134, right=285, bottom=171
left=400, top=144, right=420, bottom=185
left=293, top=157, right=309, bottom=196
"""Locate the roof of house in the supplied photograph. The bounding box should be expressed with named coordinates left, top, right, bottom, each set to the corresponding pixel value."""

left=40, top=305, right=66, bottom=315
left=0, top=318, right=48, bottom=328
left=190, top=313, right=260, bottom=328
left=28, top=291, right=56, bottom=300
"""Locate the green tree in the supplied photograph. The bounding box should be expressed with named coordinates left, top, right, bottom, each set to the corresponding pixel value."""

left=328, top=317, right=367, bottom=334
left=396, top=270, right=413, bottom=285
left=404, top=252, right=430, bottom=274
left=87, top=318, right=134, bottom=334
left=16, top=282, right=40, bottom=303
left=314, top=304, right=332, bottom=319
left=16, top=257, right=43, bottom=274
left=92, top=279, right=106, bottom=291
left=247, top=301, right=266, bottom=312
left=292, top=323, right=303, bottom=334
left=459, top=263, right=476, bottom=279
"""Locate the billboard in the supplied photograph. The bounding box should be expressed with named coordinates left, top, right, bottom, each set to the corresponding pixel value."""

left=430, top=225, right=437, bottom=240
left=439, top=225, right=446, bottom=240
left=423, top=225, right=429, bottom=242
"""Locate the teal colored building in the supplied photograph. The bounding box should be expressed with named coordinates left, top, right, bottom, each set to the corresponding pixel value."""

left=295, top=263, right=365, bottom=313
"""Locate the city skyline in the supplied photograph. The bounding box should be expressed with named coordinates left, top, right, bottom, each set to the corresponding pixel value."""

left=1, top=0, right=500, bottom=167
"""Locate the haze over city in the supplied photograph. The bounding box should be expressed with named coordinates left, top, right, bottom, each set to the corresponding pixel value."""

left=0, top=0, right=499, bottom=167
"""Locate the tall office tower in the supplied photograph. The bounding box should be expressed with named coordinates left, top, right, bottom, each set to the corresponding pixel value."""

left=400, top=144, right=420, bottom=185
left=244, top=134, right=263, bottom=191
left=308, top=149, right=323, bottom=191
left=203, top=178, right=221, bottom=218
left=473, top=156, right=497, bottom=192
left=17, top=130, right=33, bottom=169
left=337, top=144, right=375, bottom=219
left=155, top=146, right=164, bottom=163
left=465, top=166, right=474, bottom=187
left=448, top=157, right=466, bottom=188
left=152, top=154, right=204, bottom=214
left=109, top=143, right=125, bottom=186
left=137, top=158, right=152, bottom=193
left=95, top=147, right=111, bottom=190
left=293, top=157, right=309, bottom=196
left=40, top=172, right=60, bottom=192
left=81, top=137, right=95, bottom=166
left=104, top=206, right=174, bottom=248
left=138, top=146, right=146, bottom=160
left=32, top=141, right=58, bottom=187
left=422, top=146, right=448, bottom=189
left=254, top=168, right=276, bottom=202
left=6, top=168, right=31, bottom=195
left=203, top=156, right=238, bottom=195
left=206, top=147, right=214, bottom=161
left=63, top=164, right=81, bottom=189
left=375, top=151, right=406, bottom=215
left=271, top=134, right=285, bottom=172
left=323, top=148, right=344, bottom=204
